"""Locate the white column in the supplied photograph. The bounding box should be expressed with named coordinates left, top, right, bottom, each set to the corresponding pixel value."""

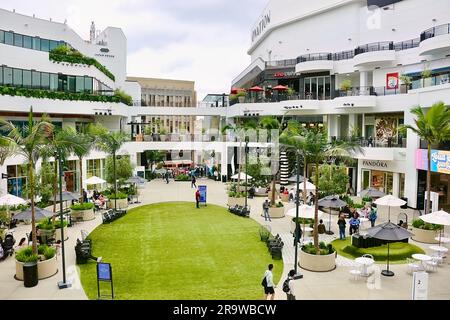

left=0, top=165, right=7, bottom=195
left=404, top=110, right=419, bottom=208
left=362, top=114, right=366, bottom=138
left=393, top=172, right=400, bottom=198
left=348, top=114, right=357, bottom=138
left=356, top=160, right=363, bottom=195
left=359, top=71, right=369, bottom=95
left=82, top=158, right=88, bottom=190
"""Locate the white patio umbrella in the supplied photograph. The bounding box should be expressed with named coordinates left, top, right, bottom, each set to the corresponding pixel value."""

left=286, top=205, right=324, bottom=219
left=84, top=176, right=106, bottom=185
left=0, top=194, right=26, bottom=206
left=293, top=180, right=316, bottom=191
left=230, top=173, right=253, bottom=180
left=420, top=210, right=450, bottom=245
left=374, top=195, right=406, bottom=222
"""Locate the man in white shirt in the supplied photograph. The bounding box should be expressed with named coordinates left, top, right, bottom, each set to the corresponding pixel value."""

left=287, top=269, right=296, bottom=300
left=263, top=264, right=275, bottom=300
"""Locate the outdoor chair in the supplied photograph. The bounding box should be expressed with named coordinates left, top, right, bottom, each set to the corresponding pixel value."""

left=406, top=258, right=421, bottom=274
left=349, top=265, right=363, bottom=281
left=426, top=259, right=439, bottom=273
left=362, top=254, right=374, bottom=260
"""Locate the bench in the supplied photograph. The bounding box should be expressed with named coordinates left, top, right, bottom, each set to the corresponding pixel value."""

left=102, top=209, right=127, bottom=224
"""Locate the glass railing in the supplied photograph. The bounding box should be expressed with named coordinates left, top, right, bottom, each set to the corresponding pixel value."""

left=420, top=23, right=450, bottom=41
left=332, top=136, right=407, bottom=148
left=411, top=73, right=450, bottom=89
left=354, top=41, right=394, bottom=55
left=297, top=53, right=332, bottom=63
left=265, top=59, right=297, bottom=67
left=332, top=50, right=354, bottom=61
left=336, top=86, right=375, bottom=97
left=394, top=38, right=420, bottom=51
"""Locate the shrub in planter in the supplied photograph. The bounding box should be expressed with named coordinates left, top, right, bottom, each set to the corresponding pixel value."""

left=301, top=242, right=335, bottom=255
left=412, top=219, right=443, bottom=231
left=53, top=220, right=69, bottom=229
left=71, top=202, right=95, bottom=211
left=16, top=247, right=38, bottom=263
left=38, top=245, right=56, bottom=261
left=292, top=217, right=314, bottom=225
left=362, top=196, right=372, bottom=203
left=175, top=174, right=191, bottom=181
left=107, top=192, right=128, bottom=200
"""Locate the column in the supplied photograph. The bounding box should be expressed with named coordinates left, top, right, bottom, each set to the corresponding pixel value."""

left=393, top=172, right=400, bottom=198
left=359, top=71, right=369, bottom=95
left=404, top=110, right=419, bottom=208
left=348, top=114, right=357, bottom=138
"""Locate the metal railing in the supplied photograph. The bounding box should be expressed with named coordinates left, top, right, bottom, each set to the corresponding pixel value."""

left=297, top=53, right=332, bottom=63
left=420, top=23, right=450, bottom=41
left=332, top=50, right=354, bottom=61
left=336, top=86, right=375, bottom=97
left=332, top=136, right=407, bottom=148
left=131, top=133, right=224, bottom=143
left=265, top=59, right=297, bottom=67
left=354, top=41, right=394, bottom=55
left=394, top=38, right=420, bottom=51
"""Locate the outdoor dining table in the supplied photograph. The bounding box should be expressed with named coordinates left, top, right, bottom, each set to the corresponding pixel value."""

left=359, top=217, right=370, bottom=230
left=412, top=254, right=432, bottom=271
left=355, top=257, right=375, bottom=276
left=435, top=237, right=450, bottom=244
left=429, top=245, right=448, bottom=257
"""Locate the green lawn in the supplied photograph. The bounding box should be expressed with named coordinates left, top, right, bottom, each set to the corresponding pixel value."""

left=78, top=202, right=283, bottom=300
left=332, top=238, right=425, bottom=264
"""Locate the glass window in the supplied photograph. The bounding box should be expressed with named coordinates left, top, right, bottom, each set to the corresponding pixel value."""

left=14, top=33, right=23, bottom=47
left=49, top=40, right=58, bottom=51
left=32, top=71, right=41, bottom=88
left=325, top=76, right=331, bottom=99
left=49, top=73, right=58, bottom=91
left=32, top=37, right=40, bottom=50
left=13, top=69, right=22, bottom=87
left=0, top=30, right=4, bottom=43
left=318, top=77, right=325, bottom=100
left=84, top=77, right=93, bottom=93
left=4, top=31, right=13, bottom=45
left=0, top=66, right=3, bottom=85
left=23, top=35, right=32, bottom=49
left=76, top=76, right=85, bottom=92
left=311, top=78, right=317, bottom=99
left=58, top=74, right=67, bottom=91
left=23, top=70, right=31, bottom=87
left=67, top=76, right=76, bottom=92
left=40, top=39, right=50, bottom=52
left=41, top=72, right=50, bottom=89
left=3, top=67, right=12, bottom=85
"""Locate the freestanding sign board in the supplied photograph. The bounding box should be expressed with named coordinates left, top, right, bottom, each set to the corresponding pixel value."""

left=97, top=262, right=114, bottom=300
left=412, top=271, right=428, bottom=300
left=199, top=185, right=207, bottom=206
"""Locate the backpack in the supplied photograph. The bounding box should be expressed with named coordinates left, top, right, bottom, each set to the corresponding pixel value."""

left=261, top=276, right=267, bottom=287
left=282, top=278, right=290, bottom=293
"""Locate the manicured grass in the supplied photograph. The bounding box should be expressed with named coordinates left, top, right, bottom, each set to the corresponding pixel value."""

left=78, top=202, right=283, bottom=300
left=332, top=238, right=425, bottom=264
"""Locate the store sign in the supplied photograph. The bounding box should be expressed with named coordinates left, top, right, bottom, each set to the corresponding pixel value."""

left=251, top=11, right=271, bottom=43
left=416, top=149, right=450, bottom=174
left=386, top=72, right=399, bottom=89
left=362, top=160, right=388, bottom=169
left=273, top=71, right=297, bottom=78
left=412, top=271, right=428, bottom=300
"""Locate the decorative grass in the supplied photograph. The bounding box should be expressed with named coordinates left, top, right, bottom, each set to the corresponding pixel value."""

left=331, top=238, right=425, bottom=264
left=78, top=202, right=283, bottom=300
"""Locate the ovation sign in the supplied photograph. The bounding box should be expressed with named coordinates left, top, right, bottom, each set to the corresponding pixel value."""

left=252, top=11, right=271, bottom=43
left=416, top=149, right=450, bottom=174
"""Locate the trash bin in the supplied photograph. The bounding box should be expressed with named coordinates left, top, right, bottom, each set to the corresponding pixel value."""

left=23, top=262, right=38, bottom=288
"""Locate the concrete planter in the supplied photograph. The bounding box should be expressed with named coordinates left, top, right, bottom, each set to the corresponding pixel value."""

left=15, top=256, right=58, bottom=280
left=268, top=207, right=285, bottom=219
left=227, top=197, right=246, bottom=207
left=238, top=96, right=245, bottom=103
left=55, top=226, right=69, bottom=241
left=143, top=135, right=153, bottom=141
left=107, top=198, right=128, bottom=209
left=71, top=208, right=95, bottom=221
left=411, top=227, right=440, bottom=244
left=254, top=188, right=268, bottom=197
left=299, top=249, right=336, bottom=272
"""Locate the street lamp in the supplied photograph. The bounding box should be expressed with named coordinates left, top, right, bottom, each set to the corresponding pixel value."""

left=56, top=150, right=71, bottom=289
left=244, top=136, right=249, bottom=208
left=293, top=150, right=304, bottom=279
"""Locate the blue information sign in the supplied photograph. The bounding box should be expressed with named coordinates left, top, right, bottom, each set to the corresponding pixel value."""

left=199, top=185, right=207, bottom=203
left=98, top=263, right=112, bottom=281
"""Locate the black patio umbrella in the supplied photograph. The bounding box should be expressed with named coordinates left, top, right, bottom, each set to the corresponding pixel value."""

left=14, top=207, right=55, bottom=221
left=318, top=196, right=347, bottom=235
left=366, top=222, right=414, bottom=277
left=360, top=187, right=386, bottom=199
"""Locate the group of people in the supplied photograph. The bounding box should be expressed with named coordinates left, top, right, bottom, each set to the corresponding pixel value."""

left=262, top=264, right=297, bottom=300
left=282, top=187, right=315, bottom=206
left=82, top=189, right=107, bottom=209
left=337, top=204, right=378, bottom=240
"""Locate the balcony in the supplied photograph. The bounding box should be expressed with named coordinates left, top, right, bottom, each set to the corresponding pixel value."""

left=130, top=133, right=224, bottom=143
left=419, top=23, right=450, bottom=56
left=295, top=53, right=334, bottom=74
left=265, top=59, right=297, bottom=68
left=353, top=42, right=395, bottom=67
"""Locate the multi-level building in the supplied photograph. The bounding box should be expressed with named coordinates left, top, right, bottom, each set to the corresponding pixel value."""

left=230, top=0, right=450, bottom=211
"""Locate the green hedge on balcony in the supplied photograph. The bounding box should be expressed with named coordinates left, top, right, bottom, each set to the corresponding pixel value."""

left=0, top=85, right=132, bottom=105
left=49, top=45, right=115, bottom=81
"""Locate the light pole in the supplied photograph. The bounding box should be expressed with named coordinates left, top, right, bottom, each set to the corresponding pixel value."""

left=293, top=150, right=303, bottom=279
left=244, top=136, right=249, bottom=208
left=57, top=151, right=71, bottom=289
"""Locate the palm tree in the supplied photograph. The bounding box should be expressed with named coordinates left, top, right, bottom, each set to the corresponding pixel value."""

left=259, top=116, right=280, bottom=205
left=0, top=108, right=53, bottom=254
left=96, top=130, right=128, bottom=210
left=145, top=150, right=165, bottom=170
left=399, top=102, right=450, bottom=214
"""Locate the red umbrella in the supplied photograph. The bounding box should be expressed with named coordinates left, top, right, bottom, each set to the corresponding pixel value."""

left=273, top=85, right=289, bottom=91
left=231, top=87, right=245, bottom=94
left=249, top=86, right=264, bottom=92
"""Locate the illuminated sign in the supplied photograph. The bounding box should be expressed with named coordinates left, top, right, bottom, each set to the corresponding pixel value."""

left=386, top=73, right=399, bottom=89
left=416, top=149, right=450, bottom=174
left=273, top=71, right=297, bottom=78
left=252, top=11, right=271, bottom=43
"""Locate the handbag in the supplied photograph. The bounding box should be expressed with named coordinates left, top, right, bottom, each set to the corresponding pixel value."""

left=261, top=276, right=267, bottom=287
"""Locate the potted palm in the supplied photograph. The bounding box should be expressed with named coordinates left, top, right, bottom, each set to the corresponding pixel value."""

left=422, top=69, right=432, bottom=87
left=143, top=126, right=153, bottom=141
left=340, top=80, right=352, bottom=96
left=236, top=91, right=246, bottom=103
left=399, top=75, right=412, bottom=93
left=159, top=127, right=167, bottom=141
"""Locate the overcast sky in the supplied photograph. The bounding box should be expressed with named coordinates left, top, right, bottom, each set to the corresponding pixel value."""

left=0, top=0, right=266, bottom=99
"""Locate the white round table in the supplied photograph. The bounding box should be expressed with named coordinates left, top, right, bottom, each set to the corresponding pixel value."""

left=355, top=257, right=375, bottom=276
left=359, top=218, right=370, bottom=230
left=412, top=254, right=432, bottom=270
left=429, top=245, right=448, bottom=257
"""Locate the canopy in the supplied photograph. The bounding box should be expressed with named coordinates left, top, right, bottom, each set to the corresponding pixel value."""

left=0, top=194, right=26, bottom=206
left=287, top=175, right=305, bottom=183
left=249, top=86, right=264, bottom=92
left=286, top=205, right=324, bottom=219
left=273, top=85, right=289, bottom=91
left=374, top=195, right=406, bottom=207
left=360, top=187, right=386, bottom=198
left=13, top=207, right=54, bottom=221
left=84, top=176, right=106, bottom=185
left=420, top=210, right=450, bottom=226
left=231, top=173, right=253, bottom=180
left=293, top=180, right=316, bottom=191
left=56, top=191, right=80, bottom=202
left=126, top=176, right=146, bottom=184
left=318, top=196, right=347, bottom=208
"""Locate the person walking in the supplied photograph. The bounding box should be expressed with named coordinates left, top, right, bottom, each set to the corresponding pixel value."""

left=369, top=205, right=377, bottom=227
left=285, top=269, right=296, bottom=300
left=195, top=188, right=200, bottom=209
left=293, top=222, right=302, bottom=246
left=337, top=214, right=346, bottom=240
left=263, top=199, right=271, bottom=222
left=262, top=264, right=275, bottom=300
left=165, top=171, right=170, bottom=184
left=191, top=175, right=197, bottom=188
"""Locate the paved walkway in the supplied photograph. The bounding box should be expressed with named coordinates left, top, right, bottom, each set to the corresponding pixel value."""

left=0, top=179, right=449, bottom=300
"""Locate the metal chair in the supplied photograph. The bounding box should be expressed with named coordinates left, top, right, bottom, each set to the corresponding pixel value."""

left=349, top=265, right=363, bottom=281
left=406, top=257, right=421, bottom=274
left=426, top=258, right=439, bottom=272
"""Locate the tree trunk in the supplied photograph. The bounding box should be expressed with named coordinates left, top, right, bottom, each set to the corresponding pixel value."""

left=79, top=157, right=84, bottom=204
left=53, top=160, right=57, bottom=213
left=113, top=151, right=117, bottom=211
left=29, top=161, right=37, bottom=255
left=271, top=175, right=276, bottom=206
left=314, top=161, right=320, bottom=254
left=303, top=161, right=307, bottom=203
left=426, top=145, right=431, bottom=214
left=237, top=140, right=242, bottom=191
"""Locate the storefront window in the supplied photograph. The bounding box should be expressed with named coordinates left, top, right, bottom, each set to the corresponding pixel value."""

left=362, top=170, right=370, bottom=190
left=7, top=165, right=28, bottom=198
left=64, top=160, right=79, bottom=193
left=400, top=173, right=405, bottom=198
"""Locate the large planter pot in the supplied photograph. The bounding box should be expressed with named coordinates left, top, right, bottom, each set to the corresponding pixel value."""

left=238, top=96, right=245, bottom=103
left=268, top=207, right=285, bottom=219
left=227, top=197, right=246, bottom=207
left=299, top=249, right=336, bottom=272
left=107, top=198, right=128, bottom=210
left=280, top=193, right=289, bottom=202
left=71, top=208, right=95, bottom=221
left=411, top=227, right=440, bottom=244
left=254, top=188, right=268, bottom=197
left=160, top=135, right=167, bottom=141
left=55, top=226, right=69, bottom=241
left=143, top=135, right=153, bottom=141
left=15, top=256, right=58, bottom=280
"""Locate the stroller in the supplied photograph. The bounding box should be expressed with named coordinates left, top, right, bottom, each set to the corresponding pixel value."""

left=1, top=233, right=16, bottom=259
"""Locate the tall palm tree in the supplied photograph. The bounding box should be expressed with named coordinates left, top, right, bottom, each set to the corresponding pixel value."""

left=399, top=102, right=450, bottom=214
left=96, top=130, right=128, bottom=210
left=259, top=116, right=280, bottom=205
left=0, top=108, right=53, bottom=254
